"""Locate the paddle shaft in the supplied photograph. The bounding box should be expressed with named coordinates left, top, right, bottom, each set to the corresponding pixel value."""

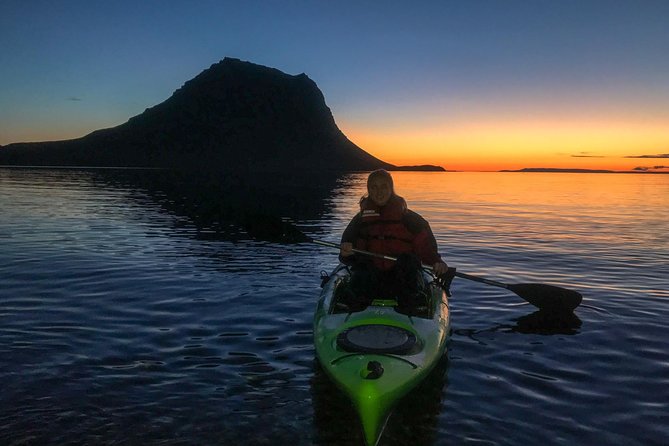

left=312, top=239, right=510, bottom=290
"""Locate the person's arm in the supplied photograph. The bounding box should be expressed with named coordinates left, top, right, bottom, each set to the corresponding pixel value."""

left=339, top=213, right=362, bottom=264
left=405, top=211, right=448, bottom=274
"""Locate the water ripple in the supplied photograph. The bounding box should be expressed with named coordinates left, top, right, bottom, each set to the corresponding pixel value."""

left=1, top=169, right=668, bottom=445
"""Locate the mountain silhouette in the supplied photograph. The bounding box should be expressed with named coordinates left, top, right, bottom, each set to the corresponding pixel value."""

left=0, top=58, right=443, bottom=172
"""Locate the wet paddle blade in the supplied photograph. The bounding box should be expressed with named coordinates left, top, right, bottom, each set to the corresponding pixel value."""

left=508, top=283, right=582, bottom=312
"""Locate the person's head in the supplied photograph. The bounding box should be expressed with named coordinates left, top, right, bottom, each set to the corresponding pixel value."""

left=366, top=169, right=395, bottom=206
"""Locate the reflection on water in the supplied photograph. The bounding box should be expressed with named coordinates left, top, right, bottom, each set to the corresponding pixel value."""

left=511, top=310, right=582, bottom=335
left=1, top=168, right=668, bottom=445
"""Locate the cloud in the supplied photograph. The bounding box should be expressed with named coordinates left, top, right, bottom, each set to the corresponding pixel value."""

left=571, top=152, right=606, bottom=158
left=625, top=153, right=669, bottom=158
left=67, top=97, right=82, bottom=102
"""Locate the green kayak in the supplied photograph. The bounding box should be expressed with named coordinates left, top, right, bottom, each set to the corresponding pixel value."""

left=314, top=264, right=451, bottom=446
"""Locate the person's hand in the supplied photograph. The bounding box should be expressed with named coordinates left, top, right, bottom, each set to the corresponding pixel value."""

left=340, top=242, right=354, bottom=257
left=432, top=261, right=448, bottom=276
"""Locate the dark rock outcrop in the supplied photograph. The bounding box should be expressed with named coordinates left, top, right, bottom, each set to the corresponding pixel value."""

left=1, top=58, right=437, bottom=171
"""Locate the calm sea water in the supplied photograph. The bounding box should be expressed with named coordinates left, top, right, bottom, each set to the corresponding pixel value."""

left=1, top=168, right=667, bottom=445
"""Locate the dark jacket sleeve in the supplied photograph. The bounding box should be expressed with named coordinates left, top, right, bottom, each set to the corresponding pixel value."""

left=403, top=210, right=443, bottom=266
left=339, top=212, right=363, bottom=264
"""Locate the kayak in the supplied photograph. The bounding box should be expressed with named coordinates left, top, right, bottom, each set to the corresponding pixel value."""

left=314, top=264, right=451, bottom=446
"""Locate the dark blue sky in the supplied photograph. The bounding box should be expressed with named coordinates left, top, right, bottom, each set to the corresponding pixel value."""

left=1, top=0, right=668, bottom=170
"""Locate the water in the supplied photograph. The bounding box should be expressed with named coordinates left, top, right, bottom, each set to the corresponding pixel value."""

left=1, top=168, right=667, bottom=445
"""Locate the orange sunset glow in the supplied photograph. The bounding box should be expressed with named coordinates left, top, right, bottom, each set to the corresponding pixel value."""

left=2, top=2, right=668, bottom=174
left=341, top=120, right=669, bottom=172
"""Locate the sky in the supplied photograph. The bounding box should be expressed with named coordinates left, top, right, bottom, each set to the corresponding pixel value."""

left=1, top=0, right=668, bottom=172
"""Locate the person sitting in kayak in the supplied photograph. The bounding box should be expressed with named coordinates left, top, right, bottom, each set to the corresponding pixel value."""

left=339, top=169, right=449, bottom=312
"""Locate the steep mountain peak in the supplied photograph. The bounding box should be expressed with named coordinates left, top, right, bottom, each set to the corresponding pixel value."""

left=0, top=59, right=441, bottom=171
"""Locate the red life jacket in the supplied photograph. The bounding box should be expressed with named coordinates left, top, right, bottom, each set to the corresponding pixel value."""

left=355, top=195, right=415, bottom=270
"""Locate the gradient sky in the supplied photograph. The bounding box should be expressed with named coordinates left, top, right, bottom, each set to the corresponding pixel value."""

left=1, top=0, right=668, bottom=171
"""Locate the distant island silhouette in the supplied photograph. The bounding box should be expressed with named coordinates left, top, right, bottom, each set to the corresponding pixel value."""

left=502, top=168, right=668, bottom=174
left=502, top=168, right=615, bottom=173
left=0, top=58, right=443, bottom=172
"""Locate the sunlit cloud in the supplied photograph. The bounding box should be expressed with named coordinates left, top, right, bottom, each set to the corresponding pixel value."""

left=571, top=152, right=606, bottom=158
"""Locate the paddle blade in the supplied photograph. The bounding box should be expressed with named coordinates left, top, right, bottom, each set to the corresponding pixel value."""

left=508, top=283, right=582, bottom=312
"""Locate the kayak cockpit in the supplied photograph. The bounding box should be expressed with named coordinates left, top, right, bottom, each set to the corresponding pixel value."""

left=325, top=265, right=436, bottom=319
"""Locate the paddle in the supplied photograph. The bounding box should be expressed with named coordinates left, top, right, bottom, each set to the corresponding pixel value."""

left=241, top=215, right=582, bottom=312
left=309, top=239, right=582, bottom=313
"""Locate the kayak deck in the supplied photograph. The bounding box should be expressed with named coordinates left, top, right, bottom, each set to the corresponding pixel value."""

left=314, top=265, right=450, bottom=445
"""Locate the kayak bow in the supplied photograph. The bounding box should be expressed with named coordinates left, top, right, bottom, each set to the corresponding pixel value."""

left=314, top=265, right=450, bottom=445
